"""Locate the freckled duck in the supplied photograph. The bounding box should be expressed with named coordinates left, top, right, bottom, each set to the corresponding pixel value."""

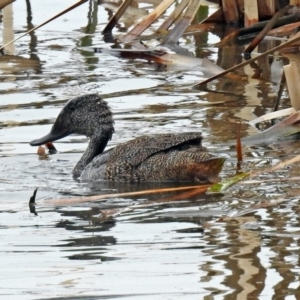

left=30, top=94, right=225, bottom=182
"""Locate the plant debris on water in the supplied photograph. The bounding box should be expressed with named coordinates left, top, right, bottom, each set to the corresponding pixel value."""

left=2, top=0, right=300, bottom=298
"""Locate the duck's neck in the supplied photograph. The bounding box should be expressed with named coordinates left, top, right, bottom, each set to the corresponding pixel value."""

left=72, top=135, right=109, bottom=178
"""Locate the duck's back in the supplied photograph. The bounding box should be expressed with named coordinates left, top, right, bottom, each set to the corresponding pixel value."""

left=81, top=132, right=224, bottom=182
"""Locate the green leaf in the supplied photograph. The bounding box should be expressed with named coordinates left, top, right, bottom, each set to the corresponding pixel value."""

left=208, top=172, right=250, bottom=193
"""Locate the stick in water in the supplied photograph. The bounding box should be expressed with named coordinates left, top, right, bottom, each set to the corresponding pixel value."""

left=50, top=184, right=213, bottom=205
left=0, top=0, right=88, bottom=51
left=195, top=31, right=300, bottom=87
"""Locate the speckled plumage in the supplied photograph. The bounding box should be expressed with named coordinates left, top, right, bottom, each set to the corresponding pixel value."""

left=30, top=94, right=225, bottom=183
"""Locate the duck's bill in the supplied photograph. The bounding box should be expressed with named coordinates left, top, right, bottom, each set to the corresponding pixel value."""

left=30, top=128, right=71, bottom=146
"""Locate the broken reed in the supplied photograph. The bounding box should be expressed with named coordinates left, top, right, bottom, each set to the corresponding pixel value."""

left=220, top=0, right=287, bottom=27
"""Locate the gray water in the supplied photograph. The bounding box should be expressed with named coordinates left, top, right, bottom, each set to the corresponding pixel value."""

left=1, top=1, right=300, bottom=299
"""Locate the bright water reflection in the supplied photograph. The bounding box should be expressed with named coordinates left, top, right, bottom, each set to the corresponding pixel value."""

left=1, top=1, right=300, bottom=299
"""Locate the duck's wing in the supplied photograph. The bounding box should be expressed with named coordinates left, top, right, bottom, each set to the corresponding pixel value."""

left=107, top=132, right=203, bottom=168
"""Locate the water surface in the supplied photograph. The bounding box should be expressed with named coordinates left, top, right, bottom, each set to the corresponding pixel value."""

left=1, top=1, right=300, bottom=299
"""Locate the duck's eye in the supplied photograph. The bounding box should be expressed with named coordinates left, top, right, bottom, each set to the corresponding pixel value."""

left=68, top=103, right=76, bottom=111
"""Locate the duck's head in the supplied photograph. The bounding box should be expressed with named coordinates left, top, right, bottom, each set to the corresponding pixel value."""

left=30, top=94, right=114, bottom=146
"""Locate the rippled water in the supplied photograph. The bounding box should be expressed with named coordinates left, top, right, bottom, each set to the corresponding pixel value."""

left=1, top=1, right=300, bottom=299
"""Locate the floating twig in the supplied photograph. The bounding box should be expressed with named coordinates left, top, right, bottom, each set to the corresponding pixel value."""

left=120, top=0, right=175, bottom=43
left=162, top=0, right=202, bottom=46
left=217, top=13, right=300, bottom=46
left=195, top=31, right=300, bottom=87
left=29, top=188, right=38, bottom=216
left=50, top=184, right=212, bottom=205
left=102, top=0, right=134, bottom=34
left=0, top=0, right=88, bottom=51
left=244, top=5, right=291, bottom=55
left=249, top=107, right=295, bottom=126
left=236, top=122, right=243, bottom=170
left=264, top=110, right=300, bottom=132
left=158, top=0, right=190, bottom=31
